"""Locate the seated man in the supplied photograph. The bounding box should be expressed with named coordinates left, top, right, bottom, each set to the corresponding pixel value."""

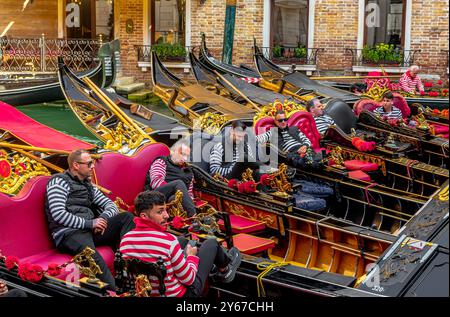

left=306, top=98, right=335, bottom=136
left=210, top=120, right=260, bottom=179
left=256, top=109, right=318, bottom=168
left=373, top=91, right=403, bottom=121
left=144, top=138, right=196, bottom=217
left=399, top=65, right=425, bottom=95
left=120, top=191, right=241, bottom=297
left=45, top=149, right=135, bottom=290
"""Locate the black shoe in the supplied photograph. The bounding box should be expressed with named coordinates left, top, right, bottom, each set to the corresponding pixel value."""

left=214, top=247, right=242, bottom=283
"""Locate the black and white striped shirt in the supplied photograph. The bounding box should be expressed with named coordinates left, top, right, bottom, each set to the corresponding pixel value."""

left=373, top=106, right=403, bottom=120
left=209, top=142, right=255, bottom=177
left=314, top=115, right=335, bottom=135
left=46, top=177, right=119, bottom=244
left=256, top=128, right=311, bottom=153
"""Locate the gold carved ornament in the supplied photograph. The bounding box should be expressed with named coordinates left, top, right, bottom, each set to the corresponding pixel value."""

left=72, top=247, right=103, bottom=284
left=192, top=207, right=221, bottom=235
left=223, top=200, right=275, bottom=227
left=264, top=164, right=292, bottom=198
left=438, top=185, right=448, bottom=201
left=135, top=275, right=152, bottom=297
left=166, top=190, right=187, bottom=218
left=241, top=168, right=255, bottom=182
left=253, top=99, right=305, bottom=124
left=0, top=152, right=51, bottom=195
left=361, top=82, right=390, bottom=102
left=192, top=112, right=228, bottom=135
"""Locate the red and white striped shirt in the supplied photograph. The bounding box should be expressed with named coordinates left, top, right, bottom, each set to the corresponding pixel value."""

left=399, top=70, right=424, bottom=94
left=149, top=158, right=194, bottom=198
left=119, top=217, right=199, bottom=297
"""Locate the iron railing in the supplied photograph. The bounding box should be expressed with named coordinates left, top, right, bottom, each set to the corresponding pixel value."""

left=0, top=35, right=101, bottom=72
left=136, top=44, right=191, bottom=63
left=345, top=48, right=421, bottom=68
left=260, top=47, right=323, bottom=65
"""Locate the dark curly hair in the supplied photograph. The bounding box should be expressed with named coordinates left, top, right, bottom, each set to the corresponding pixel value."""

left=134, top=191, right=166, bottom=214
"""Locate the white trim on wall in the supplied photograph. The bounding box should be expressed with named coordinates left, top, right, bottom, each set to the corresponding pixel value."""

left=357, top=0, right=365, bottom=51
left=307, top=0, right=315, bottom=50
left=404, top=0, right=412, bottom=52
left=186, top=0, right=191, bottom=48
left=263, top=0, right=271, bottom=52
left=143, top=0, right=150, bottom=45
left=58, top=0, right=64, bottom=38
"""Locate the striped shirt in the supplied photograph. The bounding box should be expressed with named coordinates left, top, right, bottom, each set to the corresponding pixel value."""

left=209, top=142, right=255, bottom=177
left=373, top=106, right=403, bottom=120
left=256, top=128, right=311, bottom=153
left=399, top=71, right=424, bottom=94
left=46, top=176, right=119, bottom=245
left=119, top=217, right=199, bottom=297
left=149, top=158, right=194, bottom=199
left=314, top=115, right=335, bottom=135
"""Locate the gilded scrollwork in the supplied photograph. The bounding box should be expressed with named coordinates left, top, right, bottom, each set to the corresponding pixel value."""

left=192, top=112, right=228, bottom=135
left=253, top=100, right=305, bottom=124
left=0, top=153, right=50, bottom=195
left=223, top=200, right=276, bottom=228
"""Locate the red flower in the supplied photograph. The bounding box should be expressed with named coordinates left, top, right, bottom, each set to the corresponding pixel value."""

left=420, top=91, right=426, bottom=96
left=243, top=181, right=257, bottom=193
left=259, top=174, right=272, bottom=186
left=5, top=256, right=19, bottom=270
left=227, top=179, right=239, bottom=189
left=171, top=216, right=185, bottom=230
left=433, top=109, right=441, bottom=114
left=424, top=82, right=433, bottom=88
left=437, top=80, right=443, bottom=85
left=0, top=160, right=11, bottom=178
left=237, top=182, right=246, bottom=193
left=46, top=263, right=62, bottom=277
left=18, top=262, right=32, bottom=281
left=27, top=264, right=44, bottom=283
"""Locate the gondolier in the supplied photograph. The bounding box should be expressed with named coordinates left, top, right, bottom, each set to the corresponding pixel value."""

left=45, top=149, right=135, bottom=290
left=306, top=99, right=335, bottom=136
left=399, top=65, right=425, bottom=95
left=144, top=139, right=197, bottom=217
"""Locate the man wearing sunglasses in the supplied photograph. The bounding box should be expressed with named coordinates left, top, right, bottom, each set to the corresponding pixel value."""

left=256, top=109, right=312, bottom=158
left=144, top=138, right=196, bottom=217
left=306, top=98, right=335, bottom=136
left=45, top=149, right=135, bottom=290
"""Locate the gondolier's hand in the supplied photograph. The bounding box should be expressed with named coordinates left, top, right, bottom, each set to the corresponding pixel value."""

left=0, top=279, right=8, bottom=296
left=298, top=146, right=307, bottom=155
left=93, top=218, right=107, bottom=235
left=185, top=244, right=198, bottom=257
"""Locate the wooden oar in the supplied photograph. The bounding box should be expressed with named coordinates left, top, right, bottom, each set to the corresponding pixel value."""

left=0, top=142, right=102, bottom=159
left=83, top=77, right=151, bottom=140
left=213, top=70, right=262, bottom=112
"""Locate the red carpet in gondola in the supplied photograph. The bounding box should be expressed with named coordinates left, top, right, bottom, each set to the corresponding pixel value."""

left=0, top=101, right=94, bottom=151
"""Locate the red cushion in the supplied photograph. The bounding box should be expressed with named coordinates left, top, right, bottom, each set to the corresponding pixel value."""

left=348, top=170, right=372, bottom=181
left=344, top=160, right=379, bottom=172
left=431, top=123, right=449, bottom=134
left=287, top=111, right=322, bottom=151
left=254, top=117, right=276, bottom=135
left=0, top=176, right=54, bottom=258
left=353, top=99, right=380, bottom=116
left=93, top=143, right=170, bottom=205
left=232, top=233, right=275, bottom=255
left=218, top=214, right=266, bottom=234
left=194, top=199, right=208, bottom=208
left=20, top=246, right=115, bottom=280
left=392, top=92, right=410, bottom=119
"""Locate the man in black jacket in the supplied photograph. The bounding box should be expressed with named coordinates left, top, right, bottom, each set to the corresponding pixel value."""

left=45, top=149, right=135, bottom=290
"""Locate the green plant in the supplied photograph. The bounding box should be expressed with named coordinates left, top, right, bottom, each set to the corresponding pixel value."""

left=294, top=46, right=307, bottom=59
left=362, top=43, right=403, bottom=64
left=153, top=43, right=186, bottom=60
left=273, top=45, right=282, bottom=58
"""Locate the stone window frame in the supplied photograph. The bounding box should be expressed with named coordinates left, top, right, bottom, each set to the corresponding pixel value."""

left=357, top=0, right=412, bottom=63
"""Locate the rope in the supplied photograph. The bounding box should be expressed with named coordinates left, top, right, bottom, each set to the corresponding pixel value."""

left=363, top=183, right=378, bottom=207
left=405, top=159, right=419, bottom=179
left=256, top=261, right=291, bottom=297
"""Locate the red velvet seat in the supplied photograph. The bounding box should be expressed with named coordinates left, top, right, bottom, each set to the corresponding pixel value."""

left=93, top=143, right=170, bottom=205
left=354, top=93, right=410, bottom=119
left=218, top=214, right=266, bottom=234
left=232, top=234, right=275, bottom=255
left=254, top=111, right=323, bottom=152
left=348, top=170, right=372, bottom=182
left=343, top=160, right=379, bottom=172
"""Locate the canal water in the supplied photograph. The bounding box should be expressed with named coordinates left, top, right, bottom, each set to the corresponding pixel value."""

left=16, top=96, right=173, bottom=146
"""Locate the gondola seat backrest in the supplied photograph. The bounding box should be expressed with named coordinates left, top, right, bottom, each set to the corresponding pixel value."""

left=354, top=94, right=410, bottom=120
left=0, top=175, right=115, bottom=280
left=253, top=111, right=322, bottom=152
left=93, top=143, right=170, bottom=205
left=324, top=98, right=357, bottom=134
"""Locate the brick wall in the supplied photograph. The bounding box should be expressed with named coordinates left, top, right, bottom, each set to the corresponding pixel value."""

left=410, top=0, right=449, bottom=78
left=233, top=0, right=264, bottom=66
left=313, top=0, right=359, bottom=71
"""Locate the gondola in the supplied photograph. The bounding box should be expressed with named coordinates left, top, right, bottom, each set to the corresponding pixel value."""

left=0, top=40, right=116, bottom=106
left=58, top=57, right=190, bottom=152
left=151, top=50, right=257, bottom=129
